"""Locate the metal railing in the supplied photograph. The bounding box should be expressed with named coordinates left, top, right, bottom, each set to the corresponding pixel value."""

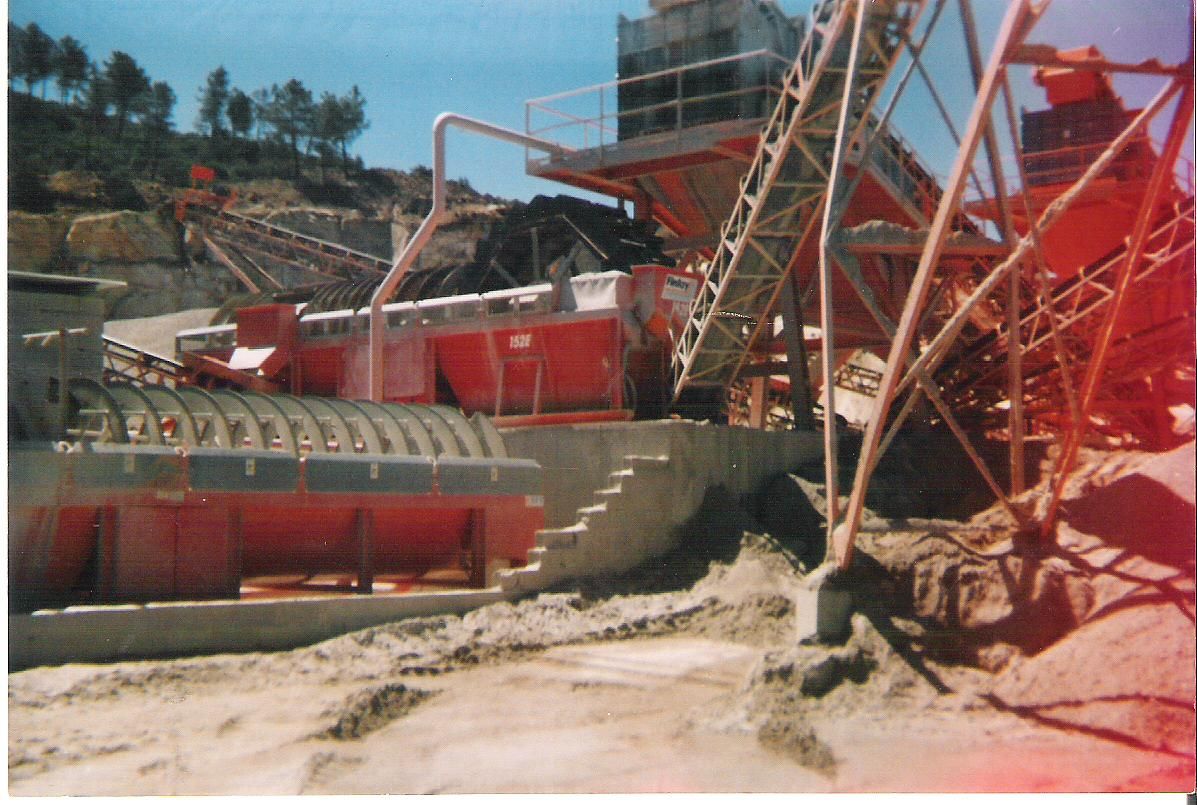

left=525, top=49, right=793, bottom=161
left=101, top=335, right=186, bottom=387
left=1022, top=135, right=1155, bottom=188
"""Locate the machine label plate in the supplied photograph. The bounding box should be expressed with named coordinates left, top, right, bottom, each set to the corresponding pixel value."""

left=662, top=274, right=698, bottom=304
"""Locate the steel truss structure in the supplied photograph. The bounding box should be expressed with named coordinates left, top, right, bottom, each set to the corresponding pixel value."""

left=670, top=0, right=1194, bottom=570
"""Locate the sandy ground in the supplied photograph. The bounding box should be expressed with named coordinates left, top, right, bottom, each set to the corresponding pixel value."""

left=7, top=445, right=1195, bottom=794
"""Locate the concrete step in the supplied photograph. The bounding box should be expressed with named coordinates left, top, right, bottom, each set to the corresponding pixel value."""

left=536, top=524, right=584, bottom=550
left=498, top=564, right=542, bottom=592
left=627, top=455, right=669, bottom=469
left=576, top=503, right=607, bottom=519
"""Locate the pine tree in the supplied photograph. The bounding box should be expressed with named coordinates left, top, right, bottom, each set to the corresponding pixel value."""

left=259, top=78, right=313, bottom=177
left=102, top=51, right=151, bottom=139
left=78, top=64, right=110, bottom=167
left=337, top=85, right=369, bottom=174
left=20, top=22, right=56, bottom=97
left=197, top=65, right=230, bottom=137
left=8, top=22, right=24, bottom=90
left=53, top=35, right=88, bottom=104
left=143, top=81, right=176, bottom=178
left=227, top=88, right=254, bottom=140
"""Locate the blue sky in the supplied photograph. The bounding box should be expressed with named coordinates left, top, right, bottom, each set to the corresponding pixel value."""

left=8, top=0, right=1192, bottom=202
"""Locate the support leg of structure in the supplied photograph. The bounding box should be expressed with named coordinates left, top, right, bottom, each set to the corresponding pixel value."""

left=781, top=273, right=816, bottom=430
left=817, top=0, right=872, bottom=548
left=1040, top=74, right=1194, bottom=536
left=468, top=509, right=487, bottom=589
left=355, top=508, right=374, bottom=595
left=748, top=376, right=769, bottom=429
left=794, top=563, right=854, bottom=643
left=832, top=0, right=1042, bottom=570
left=961, top=0, right=1025, bottom=495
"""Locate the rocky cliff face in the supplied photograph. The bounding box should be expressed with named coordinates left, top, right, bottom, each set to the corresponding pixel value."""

left=7, top=207, right=238, bottom=318
left=8, top=169, right=513, bottom=322
left=7, top=212, right=71, bottom=272
left=8, top=208, right=181, bottom=271
left=66, top=210, right=182, bottom=264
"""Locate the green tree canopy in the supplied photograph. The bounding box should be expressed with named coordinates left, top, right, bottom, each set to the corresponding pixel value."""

left=102, top=50, right=151, bottom=139
left=143, top=80, right=177, bottom=178
left=227, top=88, right=254, bottom=140
left=312, top=85, right=369, bottom=174
left=19, top=22, right=56, bottom=97
left=80, top=63, right=110, bottom=120
left=336, top=85, right=369, bottom=172
left=8, top=22, right=24, bottom=90
left=52, top=35, right=89, bottom=104
left=258, top=78, right=314, bottom=176
left=198, top=65, right=230, bottom=137
left=145, top=80, right=176, bottom=131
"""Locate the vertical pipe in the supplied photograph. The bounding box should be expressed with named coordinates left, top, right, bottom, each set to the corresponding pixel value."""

left=819, top=0, right=871, bottom=543
left=676, top=70, right=684, bottom=135
left=356, top=508, right=374, bottom=595
left=531, top=226, right=541, bottom=283
left=57, top=327, right=69, bottom=440
left=748, top=376, right=768, bottom=429
left=368, top=114, right=564, bottom=401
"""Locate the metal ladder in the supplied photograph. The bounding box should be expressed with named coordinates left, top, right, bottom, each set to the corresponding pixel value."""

left=670, top=0, right=926, bottom=401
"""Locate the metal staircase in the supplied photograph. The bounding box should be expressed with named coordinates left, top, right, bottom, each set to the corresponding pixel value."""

left=670, top=0, right=926, bottom=401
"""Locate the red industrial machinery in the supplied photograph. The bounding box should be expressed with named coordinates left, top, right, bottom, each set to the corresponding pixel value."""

left=9, top=0, right=1194, bottom=614
left=9, top=382, right=542, bottom=612
left=173, top=263, right=696, bottom=426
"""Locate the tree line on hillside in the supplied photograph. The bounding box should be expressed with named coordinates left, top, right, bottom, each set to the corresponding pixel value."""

left=196, top=65, right=368, bottom=178
left=8, top=21, right=370, bottom=189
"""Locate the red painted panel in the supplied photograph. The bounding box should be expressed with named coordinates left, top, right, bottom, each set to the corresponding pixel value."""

left=236, top=304, right=298, bottom=350
left=298, top=343, right=349, bottom=395
left=239, top=504, right=469, bottom=575
left=481, top=499, right=541, bottom=566
left=190, top=164, right=216, bottom=183
left=111, top=506, right=178, bottom=602
left=8, top=505, right=97, bottom=595
left=176, top=506, right=238, bottom=600
left=337, top=332, right=431, bottom=401
left=435, top=318, right=623, bottom=414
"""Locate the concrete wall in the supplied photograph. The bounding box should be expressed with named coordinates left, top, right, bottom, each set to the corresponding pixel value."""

left=501, top=419, right=820, bottom=527
left=9, top=588, right=510, bottom=671
left=499, top=420, right=821, bottom=590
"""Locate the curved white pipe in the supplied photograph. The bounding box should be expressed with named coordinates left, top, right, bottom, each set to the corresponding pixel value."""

left=368, top=113, right=568, bottom=401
